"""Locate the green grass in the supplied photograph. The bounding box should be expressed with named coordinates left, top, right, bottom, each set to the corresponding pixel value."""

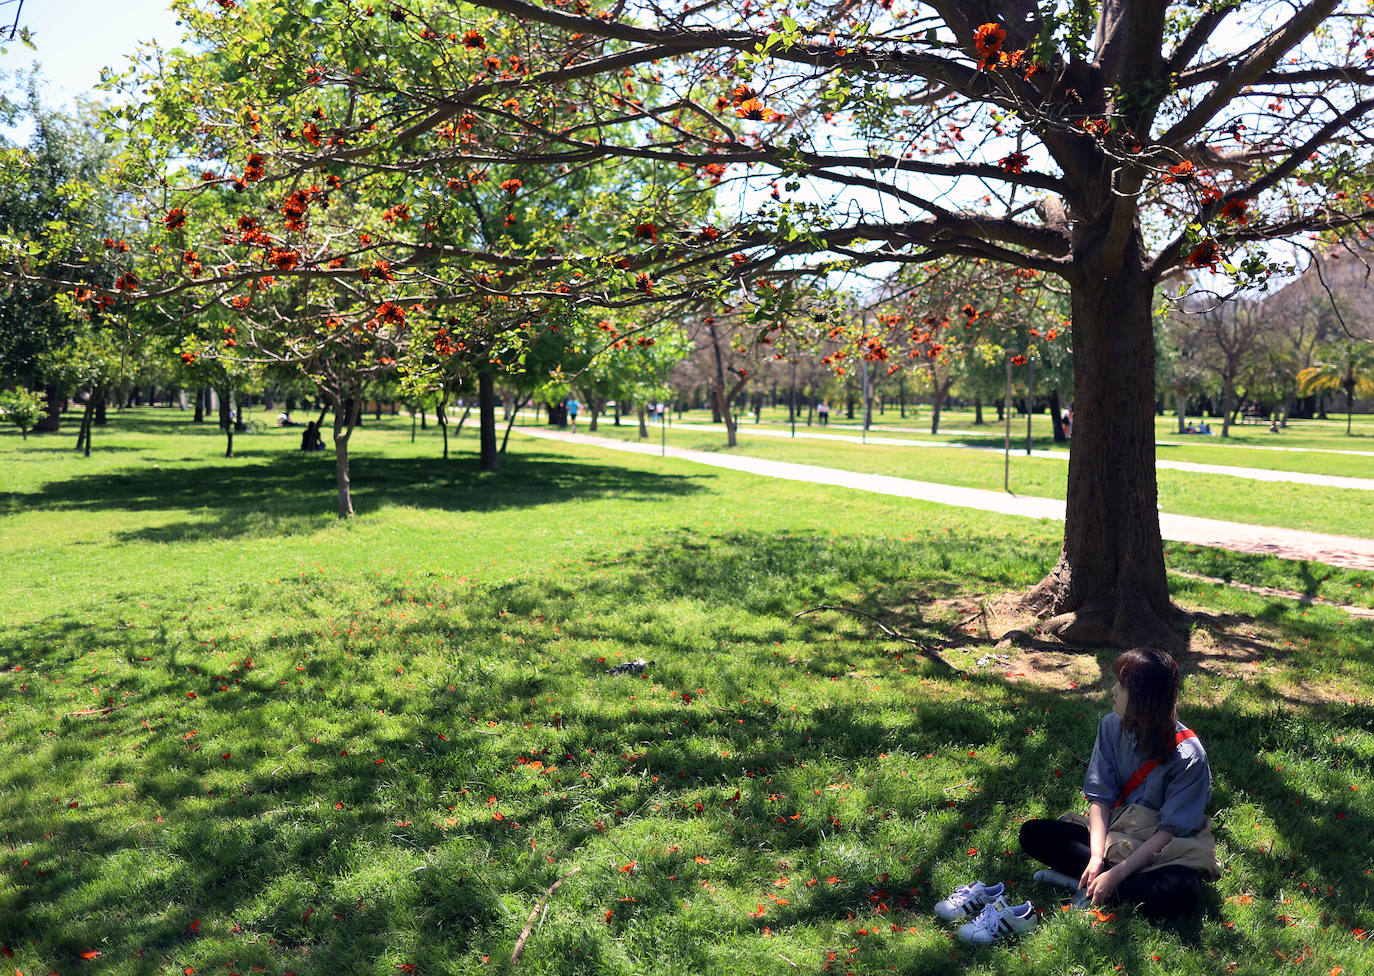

left=1, top=409, right=1372, bottom=976
left=569, top=420, right=1374, bottom=539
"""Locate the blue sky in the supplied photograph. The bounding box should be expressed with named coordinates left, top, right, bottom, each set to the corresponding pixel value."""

left=3, top=0, right=181, bottom=114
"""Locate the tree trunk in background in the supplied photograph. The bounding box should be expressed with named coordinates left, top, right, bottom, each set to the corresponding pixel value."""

left=974, top=396, right=984, bottom=425
left=478, top=369, right=499, bottom=471
left=1049, top=389, right=1067, bottom=443
left=637, top=404, right=649, bottom=438
left=34, top=385, right=63, bottom=433
left=331, top=394, right=360, bottom=518
left=218, top=386, right=235, bottom=458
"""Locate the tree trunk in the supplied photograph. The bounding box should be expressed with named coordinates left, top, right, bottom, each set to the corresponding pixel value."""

left=332, top=395, right=360, bottom=518
left=589, top=398, right=601, bottom=432
left=501, top=394, right=530, bottom=454
left=437, top=393, right=450, bottom=460
left=478, top=369, right=499, bottom=471
left=1049, top=389, right=1067, bottom=444
left=711, top=388, right=738, bottom=447
left=1023, top=245, right=1174, bottom=649
left=33, top=385, right=63, bottom=433
left=1220, top=374, right=1235, bottom=438
left=451, top=404, right=471, bottom=436
left=1175, top=392, right=1186, bottom=434
left=973, top=396, right=984, bottom=425
left=218, top=386, right=235, bottom=458
left=75, top=391, right=97, bottom=456
left=1347, top=390, right=1355, bottom=435
left=637, top=404, right=649, bottom=438
left=929, top=377, right=943, bottom=435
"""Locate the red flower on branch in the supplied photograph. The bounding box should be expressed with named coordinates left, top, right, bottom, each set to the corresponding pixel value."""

left=1186, top=238, right=1220, bottom=271
left=463, top=30, right=485, bottom=49
left=998, top=152, right=1029, bottom=174
left=500, top=178, right=522, bottom=195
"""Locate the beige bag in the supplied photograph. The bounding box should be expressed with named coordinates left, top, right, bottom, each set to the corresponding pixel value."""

left=1060, top=803, right=1222, bottom=881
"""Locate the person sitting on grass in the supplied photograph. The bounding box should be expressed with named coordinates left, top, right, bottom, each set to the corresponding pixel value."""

left=1019, top=647, right=1221, bottom=918
left=300, top=421, right=326, bottom=451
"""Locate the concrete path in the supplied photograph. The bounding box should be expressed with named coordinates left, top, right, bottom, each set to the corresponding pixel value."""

left=518, top=427, right=1374, bottom=570
left=659, top=422, right=1374, bottom=491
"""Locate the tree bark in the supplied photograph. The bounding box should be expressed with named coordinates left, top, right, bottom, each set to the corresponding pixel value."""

left=218, top=386, right=235, bottom=458
left=478, top=369, right=499, bottom=471
left=1024, top=238, right=1175, bottom=649
left=1220, top=374, right=1236, bottom=438
left=332, top=396, right=360, bottom=518
left=929, top=377, right=951, bottom=435
left=501, top=394, right=531, bottom=454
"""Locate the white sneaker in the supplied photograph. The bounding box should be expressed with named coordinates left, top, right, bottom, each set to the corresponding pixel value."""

left=934, top=880, right=1006, bottom=920
left=956, top=900, right=1038, bottom=945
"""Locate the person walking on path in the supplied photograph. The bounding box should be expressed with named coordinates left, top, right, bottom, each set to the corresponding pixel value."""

left=1019, top=648, right=1221, bottom=918
left=567, top=397, right=580, bottom=431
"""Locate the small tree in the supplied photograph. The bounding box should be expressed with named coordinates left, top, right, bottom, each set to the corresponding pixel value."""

left=1299, top=342, right=1374, bottom=435
left=0, top=387, right=45, bottom=439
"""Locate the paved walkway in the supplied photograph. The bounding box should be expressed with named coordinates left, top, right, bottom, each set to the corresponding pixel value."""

left=518, top=427, right=1374, bottom=570
left=660, top=422, right=1374, bottom=491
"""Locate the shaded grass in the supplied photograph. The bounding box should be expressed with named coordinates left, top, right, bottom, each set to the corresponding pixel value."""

left=0, top=410, right=1371, bottom=976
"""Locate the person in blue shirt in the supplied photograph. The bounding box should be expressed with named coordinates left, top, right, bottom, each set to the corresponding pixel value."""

left=1019, top=647, right=1220, bottom=918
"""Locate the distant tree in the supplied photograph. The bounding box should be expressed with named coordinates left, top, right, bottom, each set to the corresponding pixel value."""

left=0, top=81, right=117, bottom=427
left=0, top=386, right=45, bottom=439
left=1299, top=342, right=1374, bottom=435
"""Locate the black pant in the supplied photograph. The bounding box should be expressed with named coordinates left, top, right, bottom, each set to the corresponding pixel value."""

left=1019, top=819, right=1201, bottom=918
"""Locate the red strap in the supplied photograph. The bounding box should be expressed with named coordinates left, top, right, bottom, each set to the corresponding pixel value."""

left=1113, top=728, right=1196, bottom=809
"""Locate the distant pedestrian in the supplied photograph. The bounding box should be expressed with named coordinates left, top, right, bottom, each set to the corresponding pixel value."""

left=817, top=401, right=830, bottom=425
left=567, top=397, right=580, bottom=431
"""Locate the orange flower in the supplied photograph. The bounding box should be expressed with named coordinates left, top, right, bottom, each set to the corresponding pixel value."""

left=973, top=23, right=1006, bottom=66
left=500, top=178, right=522, bottom=195
left=735, top=98, right=780, bottom=122
left=1186, top=238, right=1220, bottom=271
left=1218, top=197, right=1250, bottom=224
left=164, top=207, right=187, bottom=229
left=463, top=30, right=484, bottom=48
left=998, top=152, right=1029, bottom=174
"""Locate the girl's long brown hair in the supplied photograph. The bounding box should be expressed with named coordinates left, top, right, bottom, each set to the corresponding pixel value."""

left=1112, top=648, right=1181, bottom=760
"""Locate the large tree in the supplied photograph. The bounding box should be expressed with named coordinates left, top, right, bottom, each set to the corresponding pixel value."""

left=11, top=0, right=1374, bottom=645
left=373, top=0, right=1367, bottom=647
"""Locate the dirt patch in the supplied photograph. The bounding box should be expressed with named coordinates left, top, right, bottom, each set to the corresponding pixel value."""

left=925, top=590, right=1356, bottom=707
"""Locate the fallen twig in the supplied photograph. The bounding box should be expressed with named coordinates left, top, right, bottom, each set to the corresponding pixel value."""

left=65, top=703, right=128, bottom=718
left=510, top=866, right=581, bottom=965
left=794, top=604, right=962, bottom=673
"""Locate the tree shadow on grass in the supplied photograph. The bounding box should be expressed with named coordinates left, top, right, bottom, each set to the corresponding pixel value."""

left=0, top=452, right=706, bottom=540
left=1, top=528, right=1370, bottom=973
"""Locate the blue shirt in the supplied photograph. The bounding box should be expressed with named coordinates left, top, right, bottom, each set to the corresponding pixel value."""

left=1082, top=712, right=1212, bottom=837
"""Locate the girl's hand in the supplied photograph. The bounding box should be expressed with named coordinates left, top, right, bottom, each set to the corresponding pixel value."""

left=1078, top=856, right=1105, bottom=891
left=1087, top=865, right=1122, bottom=905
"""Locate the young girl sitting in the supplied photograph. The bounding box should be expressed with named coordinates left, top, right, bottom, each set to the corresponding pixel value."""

left=1019, top=647, right=1222, bottom=918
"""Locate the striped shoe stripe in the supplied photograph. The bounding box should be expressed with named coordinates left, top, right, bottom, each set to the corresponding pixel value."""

left=997, top=919, right=1015, bottom=937
left=962, top=900, right=983, bottom=915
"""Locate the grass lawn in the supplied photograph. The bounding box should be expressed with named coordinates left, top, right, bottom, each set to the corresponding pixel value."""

left=624, top=406, right=1374, bottom=476
left=1, top=410, right=1371, bottom=976
left=560, top=420, right=1374, bottom=540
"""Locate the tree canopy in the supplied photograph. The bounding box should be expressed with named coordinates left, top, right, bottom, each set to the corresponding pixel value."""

left=7, top=0, right=1374, bottom=645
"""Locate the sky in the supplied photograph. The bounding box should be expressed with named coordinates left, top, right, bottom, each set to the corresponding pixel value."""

left=2, top=0, right=181, bottom=125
